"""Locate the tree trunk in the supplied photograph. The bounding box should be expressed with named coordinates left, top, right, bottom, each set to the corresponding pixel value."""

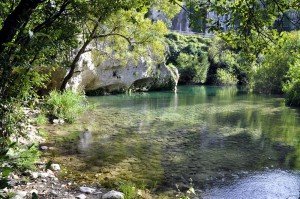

left=0, top=0, right=44, bottom=54
left=60, top=22, right=100, bottom=91
left=0, top=0, right=44, bottom=98
left=59, top=38, right=92, bottom=91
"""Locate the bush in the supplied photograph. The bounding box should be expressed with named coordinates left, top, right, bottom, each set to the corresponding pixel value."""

left=118, top=182, right=138, bottom=199
left=166, top=33, right=210, bottom=84
left=46, top=90, right=86, bottom=123
left=285, top=81, right=300, bottom=107
left=176, top=52, right=209, bottom=84
left=7, top=144, right=41, bottom=170
left=284, top=59, right=300, bottom=106
left=215, top=68, right=238, bottom=85
left=253, top=31, right=300, bottom=94
left=35, top=113, right=48, bottom=125
left=207, top=36, right=250, bottom=85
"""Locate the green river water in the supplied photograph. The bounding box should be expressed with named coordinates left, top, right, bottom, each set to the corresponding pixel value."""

left=49, top=86, right=300, bottom=198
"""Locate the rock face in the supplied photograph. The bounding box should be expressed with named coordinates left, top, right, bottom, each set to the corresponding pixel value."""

left=64, top=47, right=179, bottom=95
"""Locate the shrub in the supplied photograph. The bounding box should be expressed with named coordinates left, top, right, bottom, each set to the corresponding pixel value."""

left=166, top=33, right=210, bottom=84
left=284, top=59, right=300, bottom=106
left=285, top=81, right=300, bottom=107
left=207, top=36, right=249, bottom=85
left=118, top=182, right=138, bottom=199
left=7, top=144, right=41, bottom=170
left=35, top=113, right=48, bottom=125
left=46, top=90, right=86, bottom=123
left=176, top=52, right=209, bottom=84
left=252, top=31, right=300, bottom=94
left=215, top=68, right=238, bottom=85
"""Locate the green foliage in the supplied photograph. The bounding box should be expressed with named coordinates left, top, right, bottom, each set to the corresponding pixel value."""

left=46, top=90, right=86, bottom=123
left=284, top=59, right=300, bottom=106
left=188, top=0, right=299, bottom=53
left=35, top=113, right=48, bottom=125
left=207, top=36, right=250, bottom=85
left=215, top=69, right=238, bottom=85
left=166, top=33, right=210, bottom=84
left=118, top=182, right=138, bottom=199
left=285, top=81, right=300, bottom=107
left=0, top=103, right=40, bottom=190
left=253, top=31, right=300, bottom=94
left=7, top=144, right=41, bottom=171
left=91, top=8, right=169, bottom=68
left=176, top=52, right=209, bottom=83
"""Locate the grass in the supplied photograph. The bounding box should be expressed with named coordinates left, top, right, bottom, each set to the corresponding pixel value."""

left=46, top=90, right=87, bottom=123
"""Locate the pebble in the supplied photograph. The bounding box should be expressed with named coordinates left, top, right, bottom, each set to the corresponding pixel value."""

left=38, top=172, right=49, bottom=178
left=51, top=190, right=58, bottom=196
left=53, top=119, right=65, bottom=124
left=30, top=189, right=38, bottom=195
left=46, top=169, right=55, bottom=177
left=102, top=190, right=124, bottom=199
left=40, top=146, right=48, bottom=150
left=31, top=172, right=39, bottom=179
left=79, top=186, right=96, bottom=194
left=50, top=163, right=61, bottom=171
left=11, top=174, right=20, bottom=180
left=13, top=190, right=27, bottom=199
left=76, top=194, right=87, bottom=199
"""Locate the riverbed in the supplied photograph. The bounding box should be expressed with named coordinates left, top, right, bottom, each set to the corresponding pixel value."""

left=47, top=86, right=300, bottom=198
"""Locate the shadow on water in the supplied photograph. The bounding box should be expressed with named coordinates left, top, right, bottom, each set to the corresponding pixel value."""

left=47, top=86, right=300, bottom=196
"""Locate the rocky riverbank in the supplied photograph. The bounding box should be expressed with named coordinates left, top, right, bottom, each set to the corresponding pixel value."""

left=3, top=161, right=125, bottom=199
left=1, top=108, right=125, bottom=199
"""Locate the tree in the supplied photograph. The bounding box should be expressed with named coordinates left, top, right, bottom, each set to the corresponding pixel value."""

left=187, top=0, right=299, bottom=53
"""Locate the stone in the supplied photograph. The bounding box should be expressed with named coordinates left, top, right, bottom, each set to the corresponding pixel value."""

left=75, top=194, right=87, bottom=199
left=50, top=163, right=61, bottom=171
left=30, top=189, right=38, bottom=195
left=51, top=190, right=58, bottom=196
left=38, top=172, right=49, bottom=178
left=11, top=174, right=19, bottom=180
left=46, top=169, right=55, bottom=177
left=40, top=146, right=48, bottom=150
left=52, top=119, right=65, bottom=124
left=12, top=191, right=27, bottom=199
left=30, top=172, right=39, bottom=179
left=102, top=190, right=124, bottom=199
left=79, top=186, right=96, bottom=194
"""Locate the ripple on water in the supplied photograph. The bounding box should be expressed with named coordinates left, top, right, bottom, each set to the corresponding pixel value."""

left=203, top=170, right=300, bottom=199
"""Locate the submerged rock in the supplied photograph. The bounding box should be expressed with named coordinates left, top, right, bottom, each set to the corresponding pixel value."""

left=102, top=190, right=124, bottom=199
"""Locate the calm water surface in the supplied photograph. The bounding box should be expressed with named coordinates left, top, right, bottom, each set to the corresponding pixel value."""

left=53, top=86, right=300, bottom=198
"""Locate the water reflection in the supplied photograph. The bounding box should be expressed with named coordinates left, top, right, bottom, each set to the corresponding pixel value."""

left=55, top=86, right=300, bottom=194
left=78, top=130, right=93, bottom=152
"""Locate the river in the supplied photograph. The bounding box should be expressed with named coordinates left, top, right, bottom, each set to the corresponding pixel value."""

left=49, top=86, right=300, bottom=198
